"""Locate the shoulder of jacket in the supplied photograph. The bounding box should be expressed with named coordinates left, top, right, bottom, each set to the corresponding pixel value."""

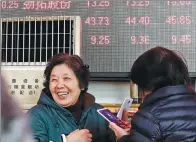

left=133, top=104, right=162, bottom=127
left=27, top=104, right=49, bottom=116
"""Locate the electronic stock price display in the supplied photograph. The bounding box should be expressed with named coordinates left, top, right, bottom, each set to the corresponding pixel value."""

left=1, top=0, right=196, bottom=80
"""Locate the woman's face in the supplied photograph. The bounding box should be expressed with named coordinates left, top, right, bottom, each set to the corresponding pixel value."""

left=49, top=64, right=82, bottom=107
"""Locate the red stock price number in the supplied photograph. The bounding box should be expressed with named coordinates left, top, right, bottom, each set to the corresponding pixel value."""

left=126, top=1, right=150, bottom=7
left=90, top=36, right=111, bottom=45
left=172, top=35, right=191, bottom=44
left=87, top=1, right=110, bottom=7
left=165, top=16, right=191, bottom=24
left=167, top=1, right=192, bottom=6
left=1, top=1, right=18, bottom=9
left=131, top=36, right=150, bottom=44
left=125, top=16, right=150, bottom=25
left=85, top=17, right=110, bottom=26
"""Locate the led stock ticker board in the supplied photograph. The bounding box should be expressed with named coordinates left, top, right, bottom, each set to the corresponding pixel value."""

left=1, top=0, right=196, bottom=78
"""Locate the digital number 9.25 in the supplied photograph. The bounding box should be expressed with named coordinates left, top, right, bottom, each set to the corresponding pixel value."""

left=90, top=35, right=111, bottom=45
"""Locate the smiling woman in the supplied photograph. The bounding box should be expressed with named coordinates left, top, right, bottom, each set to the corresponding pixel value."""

left=27, top=53, right=116, bottom=142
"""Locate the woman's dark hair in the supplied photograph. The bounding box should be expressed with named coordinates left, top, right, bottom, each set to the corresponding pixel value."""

left=43, top=53, right=90, bottom=94
left=130, top=46, right=190, bottom=92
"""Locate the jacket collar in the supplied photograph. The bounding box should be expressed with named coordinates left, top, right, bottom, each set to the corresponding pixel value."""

left=139, top=85, right=195, bottom=109
left=83, top=92, right=95, bottom=109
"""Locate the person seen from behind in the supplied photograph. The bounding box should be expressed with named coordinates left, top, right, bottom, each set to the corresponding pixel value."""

left=109, top=46, right=196, bottom=142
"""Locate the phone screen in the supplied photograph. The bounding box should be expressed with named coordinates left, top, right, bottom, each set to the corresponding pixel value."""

left=98, top=108, right=130, bottom=129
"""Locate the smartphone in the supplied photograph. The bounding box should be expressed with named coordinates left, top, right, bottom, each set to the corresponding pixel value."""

left=97, top=108, right=130, bottom=130
left=117, top=98, right=133, bottom=119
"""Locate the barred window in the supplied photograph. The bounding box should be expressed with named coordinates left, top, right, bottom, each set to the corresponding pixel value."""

left=1, top=16, right=80, bottom=65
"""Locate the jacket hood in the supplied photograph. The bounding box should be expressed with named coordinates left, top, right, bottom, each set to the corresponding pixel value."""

left=37, top=89, right=95, bottom=111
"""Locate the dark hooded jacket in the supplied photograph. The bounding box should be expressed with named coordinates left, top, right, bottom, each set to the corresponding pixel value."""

left=28, top=90, right=115, bottom=142
left=119, top=85, right=196, bottom=142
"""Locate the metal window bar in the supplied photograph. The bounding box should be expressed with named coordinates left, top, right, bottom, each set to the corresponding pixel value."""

left=17, top=18, right=19, bottom=64
left=28, top=17, right=31, bottom=64
left=11, top=19, right=13, bottom=64
left=73, top=17, right=75, bottom=55
left=58, top=16, right=60, bottom=54
left=52, top=16, right=54, bottom=57
left=23, top=18, right=25, bottom=64
left=1, top=16, right=79, bottom=66
left=69, top=16, right=71, bottom=55
left=34, top=18, right=37, bottom=63
left=63, top=16, right=66, bottom=53
left=46, top=20, right=48, bottom=62
left=0, top=19, right=2, bottom=62
left=6, top=19, right=8, bottom=63
left=40, top=17, right=42, bottom=64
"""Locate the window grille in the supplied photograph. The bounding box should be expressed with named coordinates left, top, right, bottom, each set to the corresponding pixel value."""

left=1, top=16, right=81, bottom=66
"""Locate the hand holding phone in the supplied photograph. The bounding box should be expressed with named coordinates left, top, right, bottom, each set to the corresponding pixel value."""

left=97, top=108, right=130, bottom=130
left=117, top=98, right=133, bottom=119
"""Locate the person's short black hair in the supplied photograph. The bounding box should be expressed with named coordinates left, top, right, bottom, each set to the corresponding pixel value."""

left=43, top=53, right=90, bottom=94
left=130, top=46, right=190, bottom=91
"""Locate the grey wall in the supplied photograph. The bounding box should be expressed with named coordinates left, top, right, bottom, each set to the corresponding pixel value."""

left=88, top=81, right=130, bottom=104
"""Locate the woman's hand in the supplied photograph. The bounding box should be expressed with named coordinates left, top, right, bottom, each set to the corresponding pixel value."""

left=109, top=122, right=129, bottom=140
left=67, top=129, right=92, bottom=142
left=109, top=109, right=131, bottom=140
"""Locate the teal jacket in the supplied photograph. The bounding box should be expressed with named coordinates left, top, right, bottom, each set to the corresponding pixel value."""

left=28, top=90, right=115, bottom=142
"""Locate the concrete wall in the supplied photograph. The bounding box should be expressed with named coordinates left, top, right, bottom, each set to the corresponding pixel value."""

left=88, top=81, right=130, bottom=104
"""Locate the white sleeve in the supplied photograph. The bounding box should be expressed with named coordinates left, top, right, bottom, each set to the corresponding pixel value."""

left=61, top=134, right=67, bottom=142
